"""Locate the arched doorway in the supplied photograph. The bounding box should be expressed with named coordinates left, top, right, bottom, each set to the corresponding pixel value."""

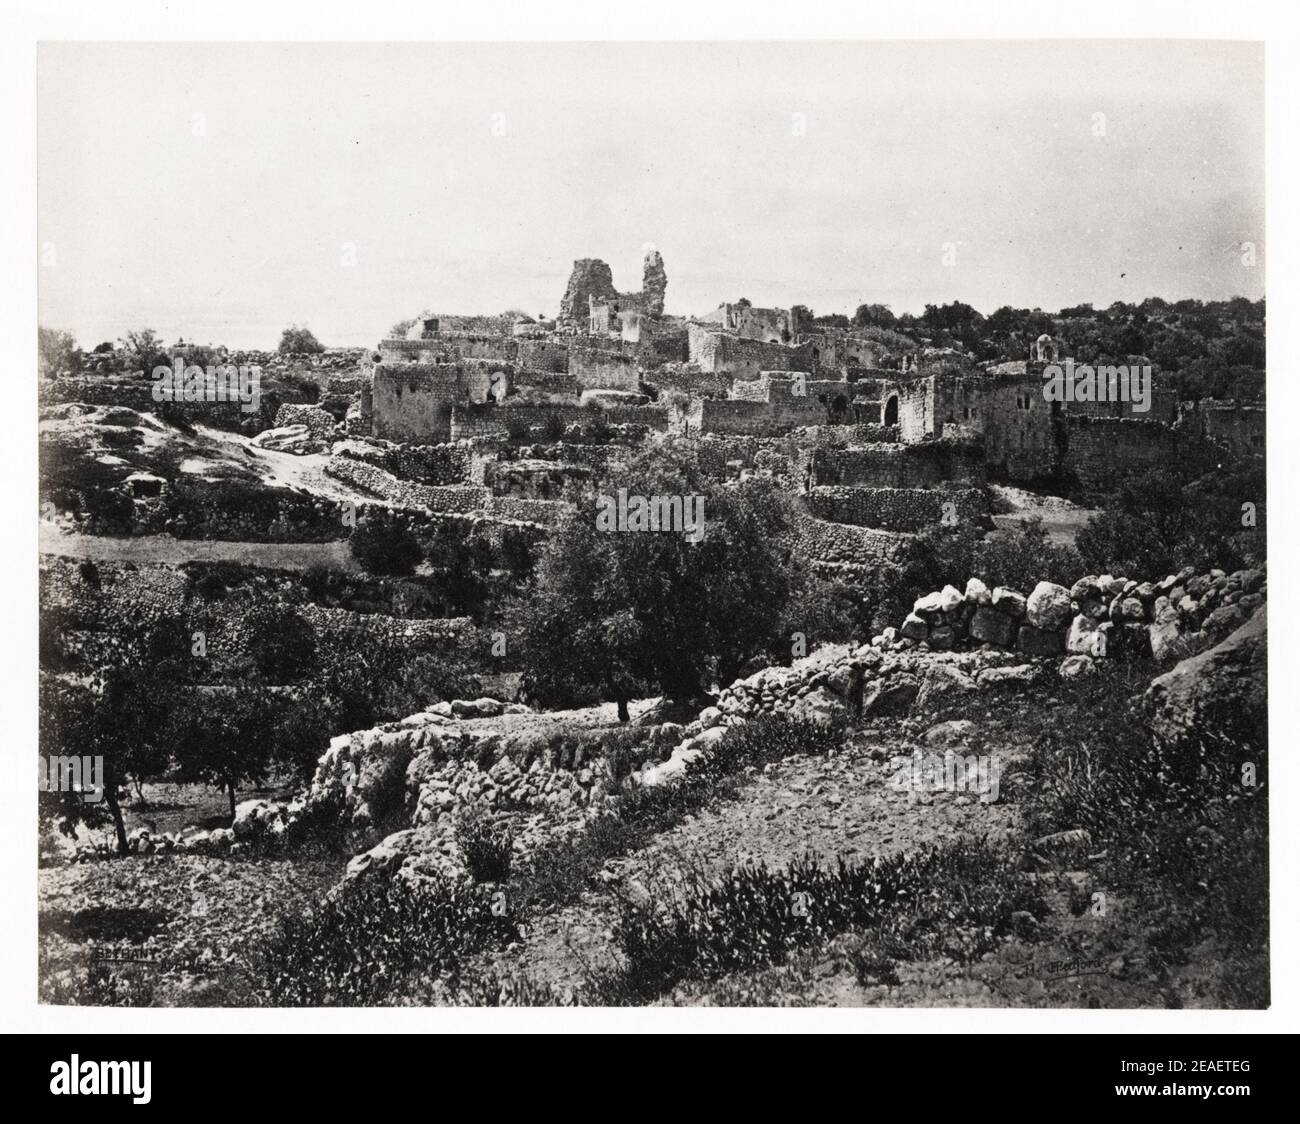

left=883, top=395, right=899, bottom=425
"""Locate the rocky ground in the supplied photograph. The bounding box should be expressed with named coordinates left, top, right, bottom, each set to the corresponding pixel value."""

left=989, top=483, right=1099, bottom=546
left=37, top=590, right=1266, bottom=1008
left=484, top=719, right=1026, bottom=994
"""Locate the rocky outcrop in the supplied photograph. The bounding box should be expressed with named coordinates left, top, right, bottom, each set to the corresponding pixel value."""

left=251, top=423, right=329, bottom=455
left=1145, top=609, right=1266, bottom=750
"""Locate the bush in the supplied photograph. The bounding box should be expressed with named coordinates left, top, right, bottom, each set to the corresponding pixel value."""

left=604, top=844, right=1044, bottom=1002
left=1076, top=464, right=1264, bottom=576
left=255, top=877, right=519, bottom=1005
left=456, top=812, right=514, bottom=883
left=278, top=325, right=324, bottom=354
left=348, top=513, right=423, bottom=576
left=241, top=603, right=316, bottom=682
left=541, top=412, right=567, bottom=443
left=693, top=715, right=845, bottom=784
left=498, top=526, right=540, bottom=583
left=504, top=416, right=532, bottom=442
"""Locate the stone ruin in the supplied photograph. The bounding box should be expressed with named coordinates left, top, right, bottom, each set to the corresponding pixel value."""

left=203, top=245, right=1267, bottom=586
left=558, top=248, right=668, bottom=333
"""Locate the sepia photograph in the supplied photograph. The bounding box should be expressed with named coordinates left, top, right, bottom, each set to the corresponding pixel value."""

left=4, top=2, right=1294, bottom=1068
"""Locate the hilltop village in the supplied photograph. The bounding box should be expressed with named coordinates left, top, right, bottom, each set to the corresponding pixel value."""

left=42, top=246, right=1264, bottom=578
left=37, top=248, right=1267, bottom=1009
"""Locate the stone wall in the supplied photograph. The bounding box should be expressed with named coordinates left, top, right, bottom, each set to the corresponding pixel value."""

left=687, top=326, right=814, bottom=377
left=808, top=485, right=988, bottom=532
left=371, top=363, right=460, bottom=443
left=570, top=346, right=640, bottom=392
left=324, top=455, right=490, bottom=513
left=486, top=496, right=570, bottom=525
left=1194, top=400, right=1266, bottom=459
left=792, top=511, right=908, bottom=567
left=39, top=378, right=274, bottom=434
left=812, top=440, right=985, bottom=488
left=515, top=340, right=572, bottom=374
left=1065, top=417, right=1217, bottom=492
left=883, top=567, right=1265, bottom=671
left=644, top=364, right=732, bottom=400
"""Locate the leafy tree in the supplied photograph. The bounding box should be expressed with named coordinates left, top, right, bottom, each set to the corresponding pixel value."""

left=852, top=304, right=897, bottom=330
left=348, top=511, right=423, bottom=576
left=39, top=675, right=120, bottom=847
left=1077, top=464, right=1263, bottom=576
left=424, top=524, right=494, bottom=618
left=40, top=665, right=184, bottom=853
left=278, top=324, right=324, bottom=354
left=38, top=327, right=80, bottom=378
left=118, top=328, right=168, bottom=374
left=241, top=603, right=316, bottom=682
left=513, top=444, right=825, bottom=710
left=173, top=686, right=280, bottom=822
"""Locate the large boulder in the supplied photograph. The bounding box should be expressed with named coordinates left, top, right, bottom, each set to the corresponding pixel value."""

left=1026, top=582, right=1073, bottom=631
left=1066, top=615, right=1107, bottom=658
left=970, top=605, right=1018, bottom=647
left=789, top=686, right=851, bottom=726
left=232, top=799, right=289, bottom=844
left=975, top=663, right=1038, bottom=688
left=1017, top=624, right=1065, bottom=657
left=900, top=613, right=930, bottom=641
left=914, top=664, right=977, bottom=711
left=991, top=587, right=1027, bottom=620
left=861, top=675, right=920, bottom=716
left=1145, top=611, right=1266, bottom=750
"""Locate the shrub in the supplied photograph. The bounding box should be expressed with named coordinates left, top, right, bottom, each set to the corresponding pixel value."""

left=504, top=416, right=532, bottom=442
left=456, top=812, right=514, bottom=883
left=693, top=715, right=845, bottom=784
left=278, top=324, right=324, bottom=354
left=604, top=844, right=1044, bottom=1002
left=498, top=526, right=540, bottom=582
left=348, top=513, right=423, bottom=576
left=541, top=412, right=567, bottom=443
left=255, top=877, right=519, bottom=1005
left=189, top=570, right=228, bottom=601
left=241, top=603, right=316, bottom=682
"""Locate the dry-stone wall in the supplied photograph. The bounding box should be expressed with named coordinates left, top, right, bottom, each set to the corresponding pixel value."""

left=882, top=566, right=1266, bottom=673
left=808, top=484, right=987, bottom=532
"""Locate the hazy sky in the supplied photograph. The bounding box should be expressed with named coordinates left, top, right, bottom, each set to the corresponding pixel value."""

left=38, top=40, right=1264, bottom=349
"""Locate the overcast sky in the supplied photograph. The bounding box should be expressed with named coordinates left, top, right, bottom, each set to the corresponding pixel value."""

left=37, top=40, right=1264, bottom=349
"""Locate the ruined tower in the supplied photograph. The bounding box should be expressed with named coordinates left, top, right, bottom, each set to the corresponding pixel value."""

left=641, top=249, right=667, bottom=318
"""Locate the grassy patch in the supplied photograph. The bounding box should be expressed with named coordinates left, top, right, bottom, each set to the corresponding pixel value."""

left=511, top=716, right=844, bottom=911
left=592, top=841, right=1045, bottom=1003
left=252, top=876, right=520, bottom=1006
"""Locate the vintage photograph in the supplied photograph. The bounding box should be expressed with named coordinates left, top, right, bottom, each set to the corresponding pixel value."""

left=34, top=39, right=1266, bottom=1009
